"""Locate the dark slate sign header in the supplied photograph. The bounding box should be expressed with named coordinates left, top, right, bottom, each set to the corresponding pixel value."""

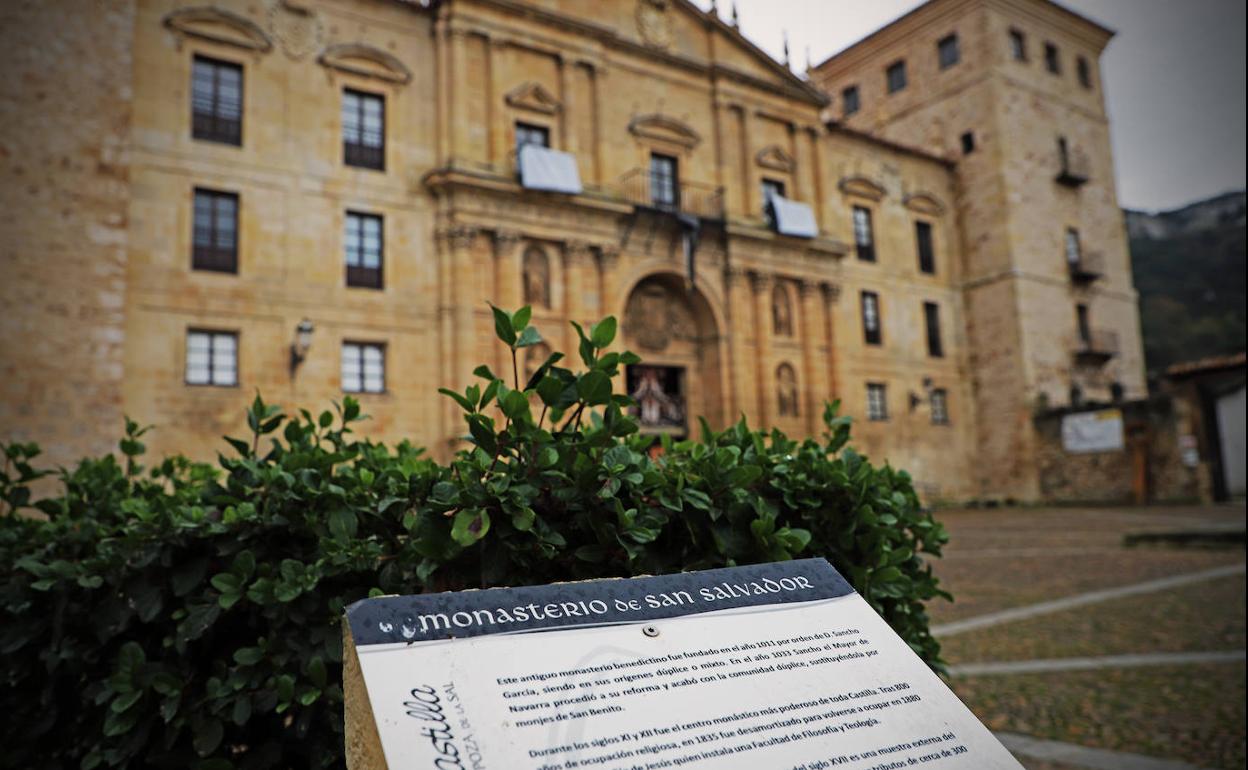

left=345, top=558, right=854, bottom=646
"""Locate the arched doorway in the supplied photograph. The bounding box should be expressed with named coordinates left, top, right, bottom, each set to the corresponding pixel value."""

left=620, top=274, right=724, bottom=439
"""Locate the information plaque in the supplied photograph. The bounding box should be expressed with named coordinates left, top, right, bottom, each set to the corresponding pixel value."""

left=343, top=559, right=1023, bottom=769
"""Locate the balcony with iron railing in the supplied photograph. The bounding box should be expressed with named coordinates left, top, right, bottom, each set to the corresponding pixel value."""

left=617, top=168, right=725, bottom=221
left=1073, top=328, right=1119, bottom=365
left=1055, top=146, right=1091, bottom=187
left=1067, top=250, right=1105, bottom=283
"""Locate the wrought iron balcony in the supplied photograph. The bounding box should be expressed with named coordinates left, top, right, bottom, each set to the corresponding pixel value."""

left=1067, top=250, right=1105, bottom=283
left=1055, top=146, right=1091, bottom=187
left=617, top=168, right=725, bottom=221
left=1074, top=328, right=1119, bottom=365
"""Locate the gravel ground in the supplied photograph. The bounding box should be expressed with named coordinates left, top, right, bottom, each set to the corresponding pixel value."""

left=923, top=504, right=1246, bottom=769
left=940, top=574, right=1246, bottom=663
left=926, top=505, right=1246, bottom=624
left=952, top=663, right=1246, bottom=770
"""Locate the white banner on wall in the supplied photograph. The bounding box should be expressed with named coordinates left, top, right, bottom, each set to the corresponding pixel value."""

left=1061, top=408, right=1125, bottom=454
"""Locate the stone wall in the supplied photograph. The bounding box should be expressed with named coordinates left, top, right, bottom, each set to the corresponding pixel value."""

left=0, top=0, right=135, bottom=468
left=1033, top=399, right=1201, bottom=504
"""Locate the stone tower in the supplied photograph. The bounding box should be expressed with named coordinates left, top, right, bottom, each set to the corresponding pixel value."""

left=811, top=0, right=1146, bottom=501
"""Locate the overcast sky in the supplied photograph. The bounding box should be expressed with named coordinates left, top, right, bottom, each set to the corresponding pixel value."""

left=690, top=0, right=1247, bottom=212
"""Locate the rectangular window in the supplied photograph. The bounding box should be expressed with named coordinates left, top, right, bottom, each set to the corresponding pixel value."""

left=938, top=34, right=960, bottom=69
left=192, top=56, right=242, bottom=145
left=842, top=85, right=860, bottom=117
left=649, top=152, right=679, bottom=209
left=1009, top=29, right=1027, bottom=61
left=861, top=291, right=882, bottom=346
left=345, top=212, right=383, bottom=289
left=924, top=301, right=944, bottom=358
left=852, top=206, right=875, bottom=262
left=192, top=188, right=238, bottom=273
left=1077, top=55, right=1092, bottom=88
left=343, top=89, right=385, bottom=170
left=866, top=382, right=888, bottom=421
left=930, top=388, right=950, bottom=425
left=342, top=342, right=386, bottom=393
left=916, top=221, right=936, bottom=274
left=1044, top=42, right=1060, bottom=74
left=1076, top=303, right=1091, bottom=344
left=515, top=122, right=550, bottom=151
left=961, top=131, right=975, bottom=154
left=886, top=60, right=907, bottom=93
left=186, top=329, right=238, bottom=387
left=1065, top=227, right=1081, bottom=265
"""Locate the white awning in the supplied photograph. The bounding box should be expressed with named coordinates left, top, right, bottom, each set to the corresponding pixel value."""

left=769, top=194, right=818, bottom=239
left=518, top=144, right=583, bottom=195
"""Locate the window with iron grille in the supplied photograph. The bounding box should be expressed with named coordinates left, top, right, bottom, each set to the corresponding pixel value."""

left=343, top=89, right=385, bottom=170
left=1044, top=42, right=1060, bottom=74
left=916, top=221, right=936, bottom=274
left=1065, top=227, right=1082, bottom=265
left=886, top=60, right=907, bottom=93
left=938, top=34, right=960, bottom=69
left=191, top=56, right=242, bottom=145
left=924, top=301, right=944, bottom=358
left=866, top=382, right=888, bottom=421
left=649, top=153, right=679, bottom=209
left=930, top=388, right=950, bottom=425
left=842, top=85, right=860, bottom=117
left=192, top=188, right=238, bottom=273
left=1009, top=29, right=1027, bottom=61
left=342, top=342, right=386, bottom=394
left=861, top=291, right=882, bottom=345
left=185, top=329, right=238, bottom=387
left=345, top=212, right=383, bottom=289
left=1077, top=56, right=1093, bottom=89
left=515, top=122, right=550, bottom=152
left=853, top=206, right=875, bottom=262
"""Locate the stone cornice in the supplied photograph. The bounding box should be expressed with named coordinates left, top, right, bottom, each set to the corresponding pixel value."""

left=460, top=0, right=827, bottom=106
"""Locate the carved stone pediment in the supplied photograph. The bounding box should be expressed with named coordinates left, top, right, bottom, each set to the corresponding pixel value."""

left=318, top=43, right=411, bottom=84
left=505, top=82, right=562, bottom=115
left=163, top=6, right=273, bottom=52
left=838, top=174, right=887, bottom=201
left=756, top=145, right=795, bottom=173
left=624, top=282, right=697, bottom=352
left=903, top=191, right=946, bottom=216
left=628, top=114, right=701, bottom=149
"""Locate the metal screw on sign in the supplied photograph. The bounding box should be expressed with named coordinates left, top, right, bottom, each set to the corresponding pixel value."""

left=642, top=625, right=660, bottom=638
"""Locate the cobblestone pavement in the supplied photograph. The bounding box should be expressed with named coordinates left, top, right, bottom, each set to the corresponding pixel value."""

left=926, top=504, right=1246, bottom=770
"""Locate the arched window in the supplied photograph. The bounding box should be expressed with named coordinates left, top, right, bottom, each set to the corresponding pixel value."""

left=777, top=363, right=799, bottom=417
left=772, top=284, right=793, bottom=337
left=522, top=245, right=550, bottom=308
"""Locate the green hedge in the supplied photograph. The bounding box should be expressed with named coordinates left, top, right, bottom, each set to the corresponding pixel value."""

left=0, top=308, right=949, bottom=770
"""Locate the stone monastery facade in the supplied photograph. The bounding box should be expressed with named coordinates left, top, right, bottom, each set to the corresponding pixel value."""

left=0, top=0, right=1144, bottom=502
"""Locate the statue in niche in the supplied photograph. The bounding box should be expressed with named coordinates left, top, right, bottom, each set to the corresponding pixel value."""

left=777, top=363, right=799, bottom=417
left=524, top=342, right=553, bottom=386
left=772, top=284, right=794, bottom=337
left=523, top=246, right=550, bottom=309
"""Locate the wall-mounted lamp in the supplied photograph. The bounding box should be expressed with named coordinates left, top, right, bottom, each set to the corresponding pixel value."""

left=290, top=318, right=314, bottom=375
left=909, top=378, right=936, bottom=413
